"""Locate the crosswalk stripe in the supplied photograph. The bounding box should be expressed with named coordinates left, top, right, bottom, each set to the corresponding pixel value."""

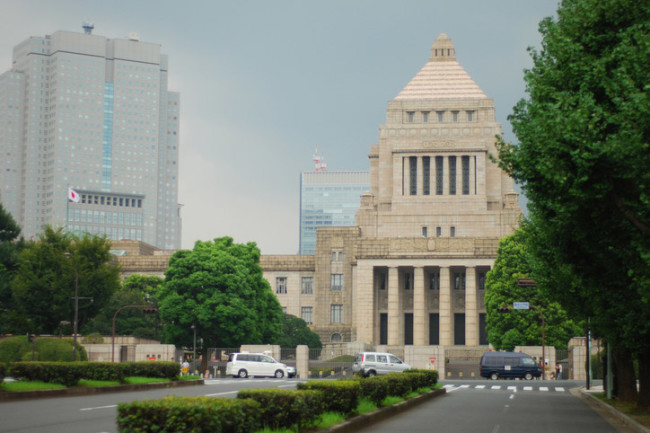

left=491, top=385, right=501, bottom=390
left=475, top=385, right=485, bottom=389
left=524, top=386, right=533, bottom=391
left=507, top=386, right=517, bottom=392
left=540, top=387, right=549, bottom=392
left=556, top=387, right=565, bottom=392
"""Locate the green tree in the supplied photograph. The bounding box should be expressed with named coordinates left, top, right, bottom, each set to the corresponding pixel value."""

left=495, top=0, right=650, bottom=407
left=158, top=237, right=283, bottom=370
left=83, top=274, right=163, bottom=340
left=485, top=227, right=582, bottom=351
left=12, top=226, right=120, bottom=334
left=0, top=203, right=27, bottom=333
left=275, top=314, right=322, bottom=349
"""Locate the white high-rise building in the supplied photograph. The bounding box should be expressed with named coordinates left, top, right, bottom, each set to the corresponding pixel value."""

left=0, top=26, right=181, bottom=249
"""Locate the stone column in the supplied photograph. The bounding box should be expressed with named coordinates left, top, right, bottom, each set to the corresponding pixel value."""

left=465, top=267, right=478, bottom=346
left=296, top=345, right=309, bottom=380
left=413, top=266, right=426, bottom=345
left=439, top=266, right=451, bottom=346
left=355, top=262, right=375, bottom=344
left=387, top=266, right=400, bottom=346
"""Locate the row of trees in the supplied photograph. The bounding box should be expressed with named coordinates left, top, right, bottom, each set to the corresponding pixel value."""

left=491, top=0, right=649, bottom=409
left=0, top=206, right=320, bottom=371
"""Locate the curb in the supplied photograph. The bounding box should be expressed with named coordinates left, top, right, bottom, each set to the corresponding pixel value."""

left=579, top=390, right=650, bottom=433
left=0, top=379, right=205, bottom=402
left=321, top=388, right=447, bottom=433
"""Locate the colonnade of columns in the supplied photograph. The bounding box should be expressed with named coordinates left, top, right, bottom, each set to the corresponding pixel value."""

left=383, top=265, right=481, bottom=347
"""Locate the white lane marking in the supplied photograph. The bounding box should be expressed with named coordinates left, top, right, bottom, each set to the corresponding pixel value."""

left=80, top=405, right=117, bottom=411
left=523, top=386, right=533, bottom=391
left=509, top=394, right=515, bottom=400
left=491, top=386, right=501, bottom=390
left=475, top=385, right=486, bottom=389
left=204, top=391, right=238, bottom=397
left=555, top=387, right=565, bottom=392
left=507, top=386, right=517, bottom=392
left=460, top=385, right=470, bottom=388
left=539, top=387, right=549, bottom=392
left=445, top=386, right=462, bottom=393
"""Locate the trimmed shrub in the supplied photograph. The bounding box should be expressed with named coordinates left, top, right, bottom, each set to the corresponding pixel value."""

left=237, top=388, right=323, bottom=430
left=9, top=362, right=84, bottom=387
left=0, top=336, right=87, bottom=362
left=297, top=380, right=360, bottom=414
left=383, top=373, right=412, bottom=397
left=356, top=375, right=390, bottom=405
left=0, top=362, right=6, bottom=382
left=404, top=368, right=438, bottom=387
left=117, top=396, right=261, bottom=433
left=78, top=362, right=124, bottom=382
left=120, top=361, right=179, bottom=380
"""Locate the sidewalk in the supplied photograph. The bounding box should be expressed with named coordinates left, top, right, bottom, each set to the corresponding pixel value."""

left=580, top=385, right=649, bottom=433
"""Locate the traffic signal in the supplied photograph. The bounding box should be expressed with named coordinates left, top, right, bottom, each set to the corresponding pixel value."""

left=28, top=334, right=36, bottom=343
left=142, top=306, right=158, bottom=314
left=497, top=305, right=512, bottom=313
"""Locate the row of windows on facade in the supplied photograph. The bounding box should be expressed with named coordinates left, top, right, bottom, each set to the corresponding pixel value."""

left=406, top=155, right=472, bottom=196
left=67, top=208, right=143, bottom=226
left=76, top=194, right=142, bottom=208
left=298, top=305, right=342, bottom=325
left=406, top=110, right=476, bottom=124
left=276, top=271, right=487, bottom=295
left=66, top=224, right=143, bottom=241
left=421, top=226, right=456, bottom=238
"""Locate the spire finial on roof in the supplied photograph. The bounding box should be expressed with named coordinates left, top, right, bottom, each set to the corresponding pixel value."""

left=429, top=33, right=455, bottom=62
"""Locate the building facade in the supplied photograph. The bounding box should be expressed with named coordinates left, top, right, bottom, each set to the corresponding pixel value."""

left=0, top=27, right=181, bottom=249
left=266, top=34, right=521, bottom=349
left=299, top=171, right=369, bottom=254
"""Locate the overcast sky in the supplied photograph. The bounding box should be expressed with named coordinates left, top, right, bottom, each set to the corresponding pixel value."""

left=0, top=1, right=559, bottom=254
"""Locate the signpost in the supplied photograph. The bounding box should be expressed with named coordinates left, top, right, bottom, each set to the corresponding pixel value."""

left=513, top=302, right=530, bottom=310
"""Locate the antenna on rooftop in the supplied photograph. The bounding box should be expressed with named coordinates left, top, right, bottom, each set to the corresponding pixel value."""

left=313, top=146, right=327, bottom=172
left=82, top=21, right=94, bottom=35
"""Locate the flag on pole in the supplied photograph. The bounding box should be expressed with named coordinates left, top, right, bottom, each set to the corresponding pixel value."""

left=68, top=187, right=80, bottom=203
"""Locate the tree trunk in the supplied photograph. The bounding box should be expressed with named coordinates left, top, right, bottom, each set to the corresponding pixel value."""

left=613, top=347, right=638, bottom=403
left=638, top=348, right=650, bottom=410
left=200, top=348, right=209, bottom=377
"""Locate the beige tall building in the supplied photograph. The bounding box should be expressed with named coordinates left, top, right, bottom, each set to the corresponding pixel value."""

left=264, top=34, right=521, bottom=355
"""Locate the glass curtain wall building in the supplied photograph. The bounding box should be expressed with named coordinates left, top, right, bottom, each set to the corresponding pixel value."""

left=0, top=28, right=181, bottom=249
left=299, top=171, right=369, bottom=254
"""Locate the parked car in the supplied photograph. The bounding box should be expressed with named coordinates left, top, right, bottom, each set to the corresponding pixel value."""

left=286, top=365, right=297, bottom=378
left=225, top=352, right=289, bottom=378
left=479, top=351, right=542, bottom=380
left=352, top=352, right=411, bottom=377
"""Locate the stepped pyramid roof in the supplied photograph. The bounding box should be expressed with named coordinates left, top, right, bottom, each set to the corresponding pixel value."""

left=394, top=33, right=487, bottom=101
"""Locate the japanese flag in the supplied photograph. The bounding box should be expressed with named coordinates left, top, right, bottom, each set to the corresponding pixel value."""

left=68, top=188, right=80, bottom=203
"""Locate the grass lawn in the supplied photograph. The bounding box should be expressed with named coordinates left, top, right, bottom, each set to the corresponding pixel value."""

left=1, top=381, right=67, bottom=392
left=1, top=376, right=194, bottom=392
left=595, top=394, right=650, bottom=429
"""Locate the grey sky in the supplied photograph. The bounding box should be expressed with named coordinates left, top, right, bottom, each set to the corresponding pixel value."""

left=0, top=0, right=558, bottom=254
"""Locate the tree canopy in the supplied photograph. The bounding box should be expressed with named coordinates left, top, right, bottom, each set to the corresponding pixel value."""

left=495, top=0, right=650, bottom=407
left=485, top=227, right=582, bottom=351
left=0, top=203, right=25, bottom=334
left=158, top=237, right=283, bottom=365
left=275, top=314, right=322, bottom=349
left=12, top=226, right=120, bottom=334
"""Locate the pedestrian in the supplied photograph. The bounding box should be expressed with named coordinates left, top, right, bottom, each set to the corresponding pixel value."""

left=182, top=359, right=190, bottom=376
left=556, top=362, right=562, bottom=380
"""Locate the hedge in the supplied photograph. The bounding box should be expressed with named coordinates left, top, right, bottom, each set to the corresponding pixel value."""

left=356, top=375, right=390, bottom=405
left=296, top=380, right=360, bottom=414
left=117, top=396, right=261, bottom=433
left=9, top=361, right=180, bottom=386
left=0, top=336, right=88, bottom=362
left=237, top=388, right=323, bottom=430
left=0, top=363, right=6, bottom=382
left=404, top=368, right=439, bottom=387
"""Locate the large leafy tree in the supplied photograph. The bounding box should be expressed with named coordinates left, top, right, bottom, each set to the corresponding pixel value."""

left=0, top=203, right=26, bottom=333
left=12, top=226, right=120, bottom=334
left=158, top=237, right=283, bottom=370
left=485, top=226, right=582, bottom=352
left=83, top=274, right=163, bottom=339
left=275, top=314, right=322, bottom=349
left=495, top=0, right=650, bottom=407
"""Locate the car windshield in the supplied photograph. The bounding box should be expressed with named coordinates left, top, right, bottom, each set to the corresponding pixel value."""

left=521, top=358, right=536, bottom=366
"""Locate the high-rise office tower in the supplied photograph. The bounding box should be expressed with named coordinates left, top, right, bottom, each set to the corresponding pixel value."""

left=299, top=171, right=369, bottom=255
left=0, top=26, right=181, bottom=249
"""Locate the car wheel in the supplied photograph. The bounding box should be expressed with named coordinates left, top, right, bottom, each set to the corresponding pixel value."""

left=524, top=372, right=533, bottom=381
left=490, top=372, right=499, bottom=380
left=274, top=370, right=284, bottom=379
left=366, top=370, right=376, bottom=377
left=238, top=369, right=248, bottom=378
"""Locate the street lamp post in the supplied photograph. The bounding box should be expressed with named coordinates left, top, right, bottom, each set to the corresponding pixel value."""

left=191, top=324, right=197, bottom=373
left=112, top=305, right=158, bottom=362
left=64, top=252, right=79, bottom=361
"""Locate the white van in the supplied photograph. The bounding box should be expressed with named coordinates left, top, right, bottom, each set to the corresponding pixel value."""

left=225, top=352, right=288, bottom=378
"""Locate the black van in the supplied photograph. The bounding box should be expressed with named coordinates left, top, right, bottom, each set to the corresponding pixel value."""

left=479, top=351, right=542, bottom=380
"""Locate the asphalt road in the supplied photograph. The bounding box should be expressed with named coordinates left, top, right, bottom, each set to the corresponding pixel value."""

left=361, top=379, right=630, bottom=433
left=0, top=378, right=629, bottom=433
left=0, top=378, right=299, bottom=433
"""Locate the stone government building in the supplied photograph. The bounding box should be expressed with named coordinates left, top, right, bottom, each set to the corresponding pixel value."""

left=116, top=34, right=521, bottom=370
